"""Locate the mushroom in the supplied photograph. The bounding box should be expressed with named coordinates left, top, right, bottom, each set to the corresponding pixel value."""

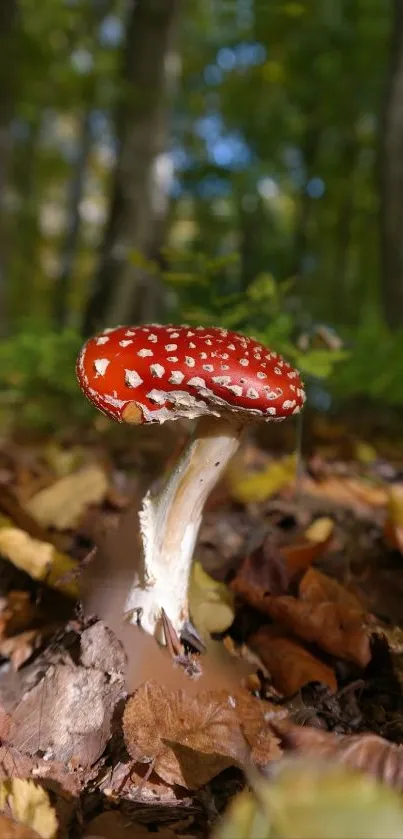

left=76, top=324, right=306, bottom=642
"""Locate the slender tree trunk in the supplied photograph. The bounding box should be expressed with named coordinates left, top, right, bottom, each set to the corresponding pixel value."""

left=54, top=111, right=92, bottom=329
left=0, top=0, right=18, bottom=336
left=83, top=0, right=181, bottom=336
left=379, top=0, right=403, bottom=330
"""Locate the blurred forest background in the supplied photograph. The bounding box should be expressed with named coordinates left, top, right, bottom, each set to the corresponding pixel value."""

left=1, top=0, right=403, bottom=431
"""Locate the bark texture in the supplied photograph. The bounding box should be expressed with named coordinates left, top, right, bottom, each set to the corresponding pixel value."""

left=83, top=0, right=181, bottom=335
left=380, top=0, right=403, bottom=330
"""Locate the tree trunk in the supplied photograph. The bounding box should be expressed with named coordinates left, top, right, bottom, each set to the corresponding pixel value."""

left=54, top=111, right=92, bottom=329
left=83, top=0, right=181, bottom=336
left=380, top=0, right=403, bottom=330
left=0, top=0, right=18, bottom=336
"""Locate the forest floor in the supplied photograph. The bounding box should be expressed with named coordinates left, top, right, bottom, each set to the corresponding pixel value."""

left=0, top=411, right=403, bottom=837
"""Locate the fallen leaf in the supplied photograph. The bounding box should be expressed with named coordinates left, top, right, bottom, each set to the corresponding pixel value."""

left=250, top=626, right=337, bottom=696
left=300, top=475, right=387, bottom=517
left=384, top=484, right=403, bottom=553
left=0, top=627, right=57, bottom=670
left=122, top=680, right=251, bottom=789
left=214, top=759, right=403, bottom=839
left=0, top=814, right=41, bottom=838
left=0, top=524, right=79, bottom=598
left=0, top=779, right=57, bottom=839
left=234, top=562, right=371, bottom=668
left=273, top=721, right=403, bottom=791
left=265, top=569, right=371, bottom=668
left=7, top=659, right=124, bottom=766
left=189, top=561, right=235, bottom=636
left=25, top=464, right=109, bottom=530
left=227, top=454, right=297, bottom=504
left=281, top=517, right=334, bottom=576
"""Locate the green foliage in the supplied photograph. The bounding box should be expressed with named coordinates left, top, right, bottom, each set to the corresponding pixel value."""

left=162, top=249, right=347, bottom=381
left=0, top=330, right=92, bottom=430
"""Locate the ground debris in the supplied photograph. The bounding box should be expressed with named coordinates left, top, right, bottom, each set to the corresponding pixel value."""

left=250, top=626, right=337, bottom=695
left=274, top=719, right=403, bottom=791
left=122, top=681, right=281, bottom=790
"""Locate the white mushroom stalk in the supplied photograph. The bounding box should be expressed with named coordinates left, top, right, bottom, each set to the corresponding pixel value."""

left=125, top=414, right=243, bottom=639
left=76, top=324, right=305, bottom=644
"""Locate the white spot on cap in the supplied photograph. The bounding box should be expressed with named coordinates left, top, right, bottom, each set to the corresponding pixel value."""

left=213, top=375, right=231, bottom=385
left=150, top=363, right=165, bottom=378
left=239, top=359, right=249, bottom=367
left=221, top=353, right=229, bottom=360
left=94, top=358, right=110, bottom=376
left=274, top=367, right=282, bottom=375
left=125, top=369, right=143, bottom=388
left=221, top=365, right=229, bottom=371
left=292, top=405, right=301, bottom=414
left=189, top=342, right=196, bottom=349
left=228, top=344, right=235, bottom=351
left=167, top=356, right=178, bottom=362
left=147, top=389, right=167, bottom=405
left=96, top=336, right=109, bottom=345
left=187, top=330, right=195, bottom=337
left=203, top=364, right=214, bottom=372
left=288, top=371, right=298, bottom=379
left=254, top=353, right=262, bottom=360
left=169, top=371, right=184, bottom=384
left=185, top=356, right=195, bottom=367
left=165, top=344, right=177, bottom=351
left=282, top=400, right=296, bottom=410
left=267, top=406, right=277, bottom=416
left=247, top=388, right=259, bottom=399
left=200, top=352, right=208, bottom=359
left=263, top=387, right=283, bottom=399
left=138, top=348, right=153, bottom=358
left=226, top=384, right=243, bottom=397
left=170, top=332, right=179, bottom=338
left=257, top=371, right=267, bottom=379
left=119, top=339, right=133, bottom=347
left=205, top=339, right=212, bottom=346
left=188, top=376, right=206, bottom=388
left=148, top=334, right=158, bottom=343
left=125, top=330, right=136, bottom=336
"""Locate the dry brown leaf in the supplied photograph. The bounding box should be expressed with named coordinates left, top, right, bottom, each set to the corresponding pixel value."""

left=25, top=464, right=109, bottom=530
left=0, top=524, right=79, bottom=598
left=0, top=814, right=41, bottom=838
left=250, top=626, right=337, bottom=696
left=0, top=627, right=57, bottom=670
left=300, top=475, right=387, bottom=516
left=264, top=590, right=371, bottom=668
left=7, top=659, right=124, bottom=767
left=122, top=680, right=251, bottom=789
left=282, top=517, right=334, bottom=576
left=235, top=561, right=370, bottom=668
left=274, top=720, right=403, bottom=791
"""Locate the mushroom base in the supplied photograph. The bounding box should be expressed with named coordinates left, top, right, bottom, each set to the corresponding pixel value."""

left=123, top=415, right=243, bottom=641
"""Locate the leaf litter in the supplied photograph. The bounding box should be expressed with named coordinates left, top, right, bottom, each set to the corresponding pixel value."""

left=0, top=424, right=402, bottom=835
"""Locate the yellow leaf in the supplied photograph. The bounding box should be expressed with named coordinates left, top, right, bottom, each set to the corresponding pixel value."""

left=304, top=517, right=334, bottom=544
left=0, top=779, right=57, bottom=839
left=387, top=484, right=403, bottom=528
left=0, top=520, right=78, bottom=598
left=189, top=561, right=234, bottom=635
left=354, top=441, right=377, bottom=465
left=227, top=454, right=296, bottom=504
left=215, top=760, right=403, bottom=839
left=25, top=464, right=108, bottom=530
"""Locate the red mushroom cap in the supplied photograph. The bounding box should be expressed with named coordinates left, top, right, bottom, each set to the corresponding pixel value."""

left=76, top=325, right=306, bottom=425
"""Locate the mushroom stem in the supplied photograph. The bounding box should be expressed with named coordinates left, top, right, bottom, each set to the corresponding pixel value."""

left=124, top=414, right=244, bottom=640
